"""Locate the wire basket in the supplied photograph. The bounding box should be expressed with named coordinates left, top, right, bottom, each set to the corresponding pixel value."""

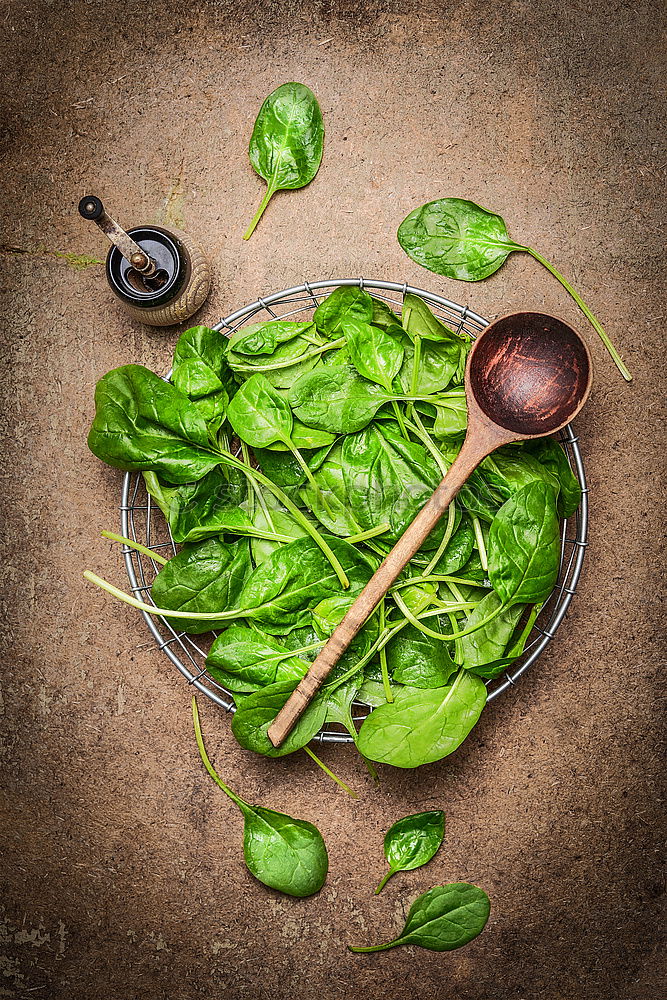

left=119, top=278, right=589, bottom=744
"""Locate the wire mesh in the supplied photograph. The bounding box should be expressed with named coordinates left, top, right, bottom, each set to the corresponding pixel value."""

left=120, top=278, right=589, bottom=744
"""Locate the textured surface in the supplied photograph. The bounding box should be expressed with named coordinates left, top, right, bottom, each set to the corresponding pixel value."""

left=1, top=1, right=665, bottom=997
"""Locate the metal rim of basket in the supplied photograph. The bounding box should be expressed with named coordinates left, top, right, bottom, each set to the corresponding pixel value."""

left=119, top=277, right=589, bottom=744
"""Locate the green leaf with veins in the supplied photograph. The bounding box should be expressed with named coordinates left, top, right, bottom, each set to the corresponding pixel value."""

left=244, top=83, right=324, bottom=241
left=87, top=365, right=221, bottom=484
left=375, top=810, right=445, bottom=893
left=357, top=670, right=487, bottom=768
left=487, top=481, right=560, bottom=606
left=150, top=537, right=252, bottom=634
left=206, top=626, right=309, bottom=692
left=193, top=697, right=328, bottom=896
left=459, top=591, right=524, bottom=670
left=172, top=326, right=231, bottom=398
left=397, top=197, right=631, bottom=380
left=523, top=437, right=582, bottom=517
left=349, top=883, right=490, bottom=952
left=232, top=678, right=329, bottom=757
left=314, top=286, right=373, bottom=336
left=344, top=320, right=404, bottom=393
left=228, top=320, right=316, bottom=357
left=227, top=374, right=294, bottom=449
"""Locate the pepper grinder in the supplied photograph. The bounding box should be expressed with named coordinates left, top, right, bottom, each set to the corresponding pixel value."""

left=78, top=195, right=212, bottom=326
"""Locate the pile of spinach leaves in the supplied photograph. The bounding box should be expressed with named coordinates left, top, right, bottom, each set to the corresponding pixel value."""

left=86, top=287, right=581, bottom=772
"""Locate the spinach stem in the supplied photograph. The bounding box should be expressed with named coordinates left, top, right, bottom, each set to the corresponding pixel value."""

left=346, top=523, right=390, bottom=545
left=404, top=413, right=449, bottom=478
left=303, top=746, right=358, bottom=798
left=410, top=336, right=422, bottom=396
left=393, top=590, right=505, bottom=642
left=83, top=570, right=247, bottom=622
left=214, top=448, right=350, bottom=588
left=374, top=869, right=396, bottom=894
left=390, top=400, right=410, bottom=440
left=525, top=245, right=632, bottom=381
left=101, top=530, right=169, bottom=566
left=390, top=574, right=488, bottom=591
left=192, top=696, right=247, bottom=810
left=422, top=502, right=457, bottom=577
left=240, top=442, right=275, bottom=530
left=378, top=599, right=394, bottom=703
left=471, top=516, right=488, bottom=571
left=285, top=439, right=336, bottom=519
left=231, top=337, right=345, bottom=372
left=243, top=181, right=277, bottom=241
left=348, top=941, right=397, bottom=953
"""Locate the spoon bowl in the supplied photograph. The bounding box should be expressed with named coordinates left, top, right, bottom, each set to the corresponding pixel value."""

left=467, top=311, right=592, bottom=437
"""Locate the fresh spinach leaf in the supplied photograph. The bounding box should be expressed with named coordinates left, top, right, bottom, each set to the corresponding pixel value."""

left=488, top=481, right=560, bottom=606
left=172, top=326, right=231, bottom=398
left=235, top=535, right=374, bottom=632
left=349, top=883, right=490, bottom=952
left=144, top=466, right=248, bottom=544
left=385, top=624, right=457, bottom=689
left=193, top=697, right=327, bottom=896
left=289, top=364, right=390, bottom=433
left=459, top=591, right=524, bottom=670
left=228, top=320, right=316, bottom=357
left=524, top=438, right=582, bottom=518
left=357, top=670, right=487, bottom=768
left=345, top=321, right=404, bottom=393
left=227, top=374, right=294, bottom=449
left=370, top=296, right=400, bottom=329
left=432, top=391, right=468, bottom=437
left=206, top=626, right=309, bottom=692
left=397, top=196, right=631, bottom=380
left=313, top=286, right=373, bottom=336
left=244, top=83, right=324, bottom=241
left=231, top=678, right=329, bottom=756
left=151, top=537, right=252, bottom=633
left=88, top=365, right=221, bottom=484
left=375, top=810, right=445, bottom=893
left=481, top=447, right=560, bottom=501
left=341, top=422, right=441, bottom=542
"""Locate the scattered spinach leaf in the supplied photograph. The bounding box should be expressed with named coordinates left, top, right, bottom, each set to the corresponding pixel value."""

left=375, top=810, right=445, bottom=893
left=192, top=697, right=328, bottom=896
left=398, top=197, right=631, bottom=380
left=244, top=83, right=324, bottom=241
left=349, top=883, right=490, bottom=952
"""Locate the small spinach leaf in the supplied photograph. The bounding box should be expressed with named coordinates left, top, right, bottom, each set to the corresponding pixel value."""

left=385, top=624, right=457, bottom=689
left=524, top=438, right=582, bottom=518
left=172, top=326, right=231, bottom=398
left=345, top=321, right=404, bottom=393
left=397, top=196, right=631, bottom=380
left=193, top=697, right=328, bottom=896
left=227, top=373, right=294, bottom=449
left=459, top=591, right=524, bottom=670
left=244, top=83, right=324, bottom=240
left=349, top=883, right=490, bottom=952
left=375, top=810, right=445, bottom=893
left=228, top=320, right=315, bottom=357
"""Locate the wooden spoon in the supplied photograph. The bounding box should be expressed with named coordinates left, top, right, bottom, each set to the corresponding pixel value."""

left=267, top=311, right=592, bottom=748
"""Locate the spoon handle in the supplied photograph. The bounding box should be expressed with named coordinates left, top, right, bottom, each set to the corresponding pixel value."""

left=267, top=434, right=489, bottom=748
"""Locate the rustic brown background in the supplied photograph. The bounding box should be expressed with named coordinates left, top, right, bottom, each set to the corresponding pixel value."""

left=1, top=1, right=665, bottom=997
